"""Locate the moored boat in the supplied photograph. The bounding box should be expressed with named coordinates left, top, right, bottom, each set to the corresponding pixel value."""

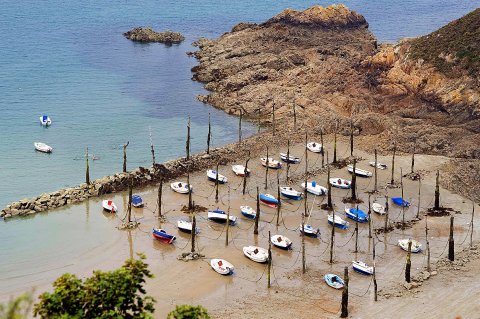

left=260, top=157, right=281, bottom=169
left=102, top=200, right=117, bottom=213
left=280, top=186, right=303, bottom=200
left=39, top=115, right=52, bottom=126
left=152, top=228, right=176, bottom=244
left=301, top=181, right=327, bottom=196
left=243, top=246, right=269, bottom=263
left=170, top=181, right=192, bottom=194
left=369, top=161, right=387, bottom=170
left=210, top=259, right=234, bottom=275
left=207, top=169, right=228, bottom=183
left=327, top=214, right=349, bottom=229
left=177, top=220, right=198, bottom=233
left=259, top=193, right=280, bottom=208
left=270, top=234, right=292, bottom=250
left=372, top=202, right=385, bottom=215
left=392, top=197, right=410, bottom=207
left=232, top=164, right=250, bottom=177
left=132, top=195, right=143, bottom=208
left=306, top=142, right=322, bottom=153
left=345, top=207, right=369, bottom=223
left=208, top=209, right=237, bottom=225
left=352, top=261, right=373, bottom=275
left=398, top=239, right=422, bottom=253
left=34, top=142, right=53, bottom=153
left=324, top=274, right=344, bottom=289
left=279, top=152, right=301, bottom=164
left=240, top=206, right=256, bottom=219
left=329, top=178, right=351, bottom=189
left=300, top=224, right=320, bottom=237
left=347, top=165, right=372, bottom=177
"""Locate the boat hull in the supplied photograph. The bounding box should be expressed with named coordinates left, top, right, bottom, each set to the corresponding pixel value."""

left=152, top=229, right=176, bottom=244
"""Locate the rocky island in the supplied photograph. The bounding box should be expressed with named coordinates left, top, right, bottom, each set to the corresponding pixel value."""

left=123, top=27, right=185, bottom=44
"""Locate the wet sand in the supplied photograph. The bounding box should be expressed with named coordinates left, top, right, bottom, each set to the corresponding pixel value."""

left=1, top=137, right=478, bottom=318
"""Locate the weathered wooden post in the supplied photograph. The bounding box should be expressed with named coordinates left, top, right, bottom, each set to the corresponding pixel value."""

left=417, top=178, right=421, bottom=219
left=373, top=238, right=377, bottom=301
left=304, top=133, right=308, bottom=183
left=384, top=195, right=389, bottom=232
left=268, top=230, right=272, bottom=288
left=157, top=179, right=163, bottom=218
left=390, top=142, right=396, bottom=185
left=340, top=266, right=349, bottom=318
left=448, top=216, right=454, bottom=261
left=85, top=147, right=90, bottom=185
left=368, top=195, right=372, bottom=238
left=238, top=109, right=242, bottom=144
left=215, top=163, right=219, bottom=203
left=327, top=162, right=333, bottom=209
left=127, top=182, right=133, bottom=223
left=425, top=214, right=431, bottom=272
left=351, top=159, right=357, bottom=201
left=186, top=116, right=191, bottom=160
left=286, top=139, right=291, bottom=182
left=272, top=101, right=276, bottom=136
left=320, top=128, right=325, bottom=168
left=254, top=187, right=260, bottom=235
left=264, top=146, right=269, bottom=190
left=405, top=240, right=412, bottom=283
left=187, top=172, right=193, bottom=211
left=242, top=156, right=250, bottom=195
left=149, top=126, right=156, bottom=165
left=302, top=205, right=306, bottom=274
left=374, top=149, right=378, bottom=192
left=330, top=208, right=335, bottom=264
left=434, top=170, right=440, bottom=210
left=354, top=205, right=359, bottom=253
left=350, top=118, right=354, bottom=157
left=226, top=186, right=230, bottom=246
left=401, top=169, right=405, bottom=229
left=191, top=215, right=196, bottom=253
left=276, top=178, right=281, bottom=226
left=123, top=141, right=129, bottom=173
left=471, top=201, right=475, bottom=248
left=333, top=120, right=338, bottom=164
left=207, top=113, right=211, bottom=154
left=411, top=141, right=416, bottom=174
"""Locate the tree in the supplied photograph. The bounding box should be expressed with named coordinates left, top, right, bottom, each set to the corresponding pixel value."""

left=33, top=254, right=155, bottom=319
left=167, top=305, right=210, bottom=319
left=0, top=293, right=33, bottom=319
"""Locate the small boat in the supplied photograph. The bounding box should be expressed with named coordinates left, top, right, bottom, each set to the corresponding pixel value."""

left=270, top=234, right=292, bottom=250
left=240, top=206, right=256, bottom=219
left=300, top=224, right=320, bottom=237
left=352, top=261, right=373, bottom=275
left=152, top=228, right=176, bottom=244
left=372, top=202, right=385, bottom=215
left=279, top=152, right=301, bottom=164
left=132, top=195, right=143, bottom=208
left=280, top=186, right=303, bottom=200
left=243, top=246, right=269, bottom=263
left=208, top=209, right=237, bottom=225
left=307, top=142, right=322, bottom=153
left=207, top=169, right=228, bottom=184
left=324, top=274, right=344, bottom=289
left=260, top=157, right=281, bottom=169
left=398, top=239, right=422, bottom=253
left=34, top=142, right=53, bottom=153
left=329, top=178, right=351, bottom=189
left=392, top=197, right=410, bottom=207
left=347, top=165, right=372, bottom=177
left=301, top=181, right=327, bottom=196
left=345, top=207, right=369, bottom=223
left=210, top=259, right=234, bottom=275
left=259, top=194, right=280, bottom=208
left=328, top=214, right=349, bottom=229
left=170, top=181, right=192, bottom=194
left=39, top=115, right=52, bottom=126
left=369, top=161, right=387, bottom=170
left=102, top=200, right=117, bottom=213
left=232, top=164, right=250, bottom=177
left=177, top=220, right=198, bottom=233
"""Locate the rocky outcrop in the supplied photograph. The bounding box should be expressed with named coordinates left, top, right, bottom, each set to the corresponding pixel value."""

left=123, top=27, right=185, bottom=44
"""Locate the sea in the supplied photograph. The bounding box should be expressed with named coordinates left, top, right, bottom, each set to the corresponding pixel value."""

left=0, top=0, right=477, bottom=301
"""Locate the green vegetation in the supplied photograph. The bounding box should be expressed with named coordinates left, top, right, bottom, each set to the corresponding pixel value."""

left=33, top=254, right=155, bottom=319
left=409, top=9, right=480, bottom=78
left=0, top=293, right=33, bottom=319
left=167, top=305, right=211, bottom=319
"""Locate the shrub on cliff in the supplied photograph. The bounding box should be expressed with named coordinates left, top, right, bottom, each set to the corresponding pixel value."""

left=33, top=254, right=155, bottom=319
left=167, top=304, right=210, bottom=319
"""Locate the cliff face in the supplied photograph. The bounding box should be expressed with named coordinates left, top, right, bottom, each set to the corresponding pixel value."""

left=192, top=4, right=479, bottom=160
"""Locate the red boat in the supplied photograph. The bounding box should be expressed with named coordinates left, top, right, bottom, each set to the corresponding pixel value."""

left=152, top=228, right=176, bottom=244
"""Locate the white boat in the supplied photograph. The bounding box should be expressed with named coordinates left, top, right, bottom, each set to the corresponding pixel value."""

left=372, top=202, right=385, bottom=215
left=324, top=274, right=344, bottom=289
left=177, top=220, right=198, bottom=233
left=39, top=115, right=52, bottom=126
left=207, top=169, right=228, bottom=183
left=300, top=224, right=320, bottom=237
left=301, top=181, right=327, bottom=196
left=232, top=164, right=250, bottom=177
left=307, top=142, right=322, bottom=153
left=34, top=142, right=53, bottom=153
left=208, top=209, right=237, bottom=225
left=260, top=157, right=281, bottom=169
left=170, top=181, right=192, bottom=194
left=327, top=214, right=349, bottom=229
left=102, top=200, right=117, bottom=213
left=280, top=186, right=303, bottom=200
left=329, top=178, right=351, bottom=189
left=243, top=246, right=269, bottom=263
left=240, top=206, right=256, bottom=219
left=210, top=259, right=234, bottom=275
left=279, top=152, right=301, bottom=164
left=347, top=165, right=372, bottom=177
left=369, top=161, right=387, bottom=170
left=270, top=234, right=292, bottom=250
left=352, top=261, right=373, bottom=275
left=398, top=239, right=422, bottom=253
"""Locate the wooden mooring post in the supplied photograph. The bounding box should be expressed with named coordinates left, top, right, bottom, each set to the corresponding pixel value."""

left=286, top=139, right=291, bottom=182
left=320, top=128, right=324, bottom=168
left=349, top=118, right=354, bottom=157
left=373, top=238, right=377, bottom=301
left=368, top=195, right=372, bottom=238
left=123, top=141, right=129, bottom=173
left=191, top=215, right=196, bottom=253
left=351, top=159, right=357, bottom=201
left=471, top=201, right=475, bottom=248
left=207, top=113, right=211, bottom=154
left=215, top=163, right=219, bottom=203
left=434, top=170, right=440, bottom=210
left=354, top=205, right=359, bottom=253
left=374, top=149, right=378, bottom=192
left=238, top=109, right=242, bottom=144
left=340, top=266, right=349, bottom=318
left=405, top=240, right=412, bottom=283
left=127, top=183, right=133, bottom=223
left=333, top=120, right=338, bottom=164
left=327, top=162, right=332, bottom=209
left=242, top=156, right=250, bottom=195
left=157, top=179, right=163, bottom=218
left=85, top=147, right=90, bottom=185
left=276, top=178, right=281, bottom=226
left=417, top=178, right=421, bottom=219
left=425, top=214, right=431, bottom=272
left=254, top=187, right=260, bottom=235
left=264, top=146, right=269, bottom=190
left=330, top=208, right=335, bottom=264
left=401, top=169, right=405, bottom=229
left=384, top=195, right=389, bottom=232
left=390, top=143, right=396, bottom=185
left=268, top=230, right=272, bottom=288
left=226, top=186, right=231, bottom=246
left=448, top=216, right=454, bottom=261
left=186, top=116, right=191, bottom=160
left=149, top=126, right=156, bottom=165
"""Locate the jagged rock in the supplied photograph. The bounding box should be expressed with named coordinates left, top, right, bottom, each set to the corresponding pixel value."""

left=123, top=27, right=185, bottom=44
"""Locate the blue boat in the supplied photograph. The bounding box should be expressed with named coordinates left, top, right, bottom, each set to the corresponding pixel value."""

left=391, top=197, right=410, bottom=207
left=132, top=195, right=143, bottom=208
left=240, top=206, right=256, bottom=219
left=152, top=228, right=176, bottom=244
left=345, top=207, right=369, bottom=223
left=324, top=274, right=344, bottom=289
left=208, top=209, right=237, bottom=224
left=259, top=194, right=280, bottom=208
